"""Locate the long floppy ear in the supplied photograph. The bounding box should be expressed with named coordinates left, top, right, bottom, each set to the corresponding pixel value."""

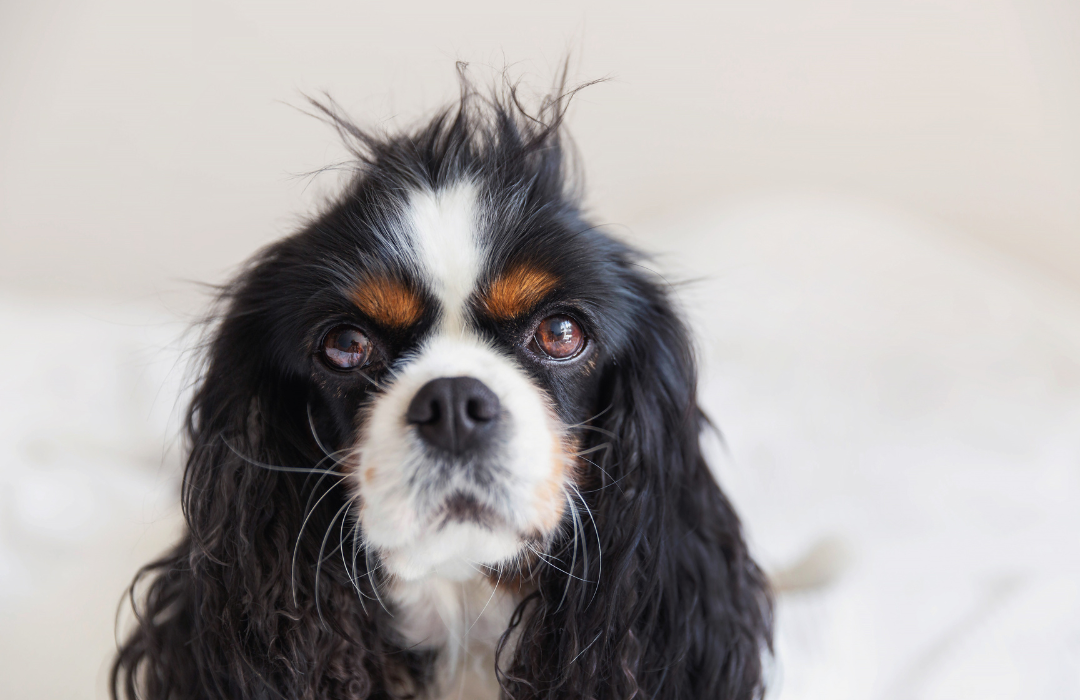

left=111, top=254, right=427, bottom=700
left=498, top=262, right=773, bottom=700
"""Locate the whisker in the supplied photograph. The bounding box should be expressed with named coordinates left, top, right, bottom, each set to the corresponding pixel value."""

left=464, top=567, right=502, bottom=639
left=299, top=444, right=359, bottom=532
left=558, top=487, right=582, bottom=612
left=567, top=481, right=603, bottom=606
left=365, top=542, right=393, bottom=616
left=350, top=525, right=385, bottom=579
left=222, top=436, right=344, bottom=478
left=348, top=522, right=384, bottom=605
left=338, top=502, right=369, bottom=614
left=564, top=403, right=614, bottom=430
left=571, top=490, right=589, bottom=579
left=570, top=443, right=611, bottom=458
left=356, top=369, right=390, bottom=392
left=568, top=424, right=618, bottom=439
left=458, top=558, right=488, bottom=578
left=298, top=405, right=359, bottom=536
left=355, top=357, right=405, bottom=393
left=574, top=454, right=627, bottom=494
left=525, top=543, right=593, bottom=583
left=315, top=499, right=353, bottom=627
left=291, top=478, right=346, bottom=607
left=306, top=403, right=334, bottom=459
left=348, top=520, right=374, bottom=606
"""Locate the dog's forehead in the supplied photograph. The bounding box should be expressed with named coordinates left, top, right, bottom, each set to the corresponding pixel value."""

left=349, top=181, right=561, bottom=329
left=401, top=181, right=483, bottom=331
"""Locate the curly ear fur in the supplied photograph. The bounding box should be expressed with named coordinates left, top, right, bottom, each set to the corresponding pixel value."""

left=495, top=261, right=773, bottom=700
left=111, top=251, right=436, bottom=700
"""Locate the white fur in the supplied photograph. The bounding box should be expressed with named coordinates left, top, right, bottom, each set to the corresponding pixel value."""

left=351, top=182, right=570, bottom=696
left=404, top=182, right=483, bottom=334
left=392, top=575, right=518, bottom=700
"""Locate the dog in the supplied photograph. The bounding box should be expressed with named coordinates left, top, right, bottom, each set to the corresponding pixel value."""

left=112, top=73, right=773, bottom=700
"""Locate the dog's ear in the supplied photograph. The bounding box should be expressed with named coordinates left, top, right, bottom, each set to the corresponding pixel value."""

left=111, top=246, right=410, bottom=700
left=499, top=263, right=773, bottom=700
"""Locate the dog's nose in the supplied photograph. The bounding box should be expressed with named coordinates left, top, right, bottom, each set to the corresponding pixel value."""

left=406, top=377, right=501, bottom=454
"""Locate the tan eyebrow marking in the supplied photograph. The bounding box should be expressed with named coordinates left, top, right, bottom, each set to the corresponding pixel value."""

left=352, top=276, right=424, bottom=328
left=482, top=265, right=559, bottom=320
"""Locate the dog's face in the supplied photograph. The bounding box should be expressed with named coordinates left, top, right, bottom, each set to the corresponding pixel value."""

left=284, top=176, right=627, bottom=582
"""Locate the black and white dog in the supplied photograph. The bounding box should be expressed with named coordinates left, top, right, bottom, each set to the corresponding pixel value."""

left=113, top=74, right=772, bottom=700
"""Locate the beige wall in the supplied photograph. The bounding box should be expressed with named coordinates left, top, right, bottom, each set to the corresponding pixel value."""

left=2, top=0, right=1079, bottom=304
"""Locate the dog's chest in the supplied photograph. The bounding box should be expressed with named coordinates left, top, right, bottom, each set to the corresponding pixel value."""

left=390, top=576, right=518, bottom=700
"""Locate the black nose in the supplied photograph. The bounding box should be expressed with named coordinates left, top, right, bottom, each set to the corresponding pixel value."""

left=406, top=377, right=501, bottom=454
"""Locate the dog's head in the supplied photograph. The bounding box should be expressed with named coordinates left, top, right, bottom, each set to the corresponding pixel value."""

left=114, top=81, right=772, bottom=700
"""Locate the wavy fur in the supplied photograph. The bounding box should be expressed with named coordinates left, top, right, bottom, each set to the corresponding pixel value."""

left=113, top=67, right=772, bottom=700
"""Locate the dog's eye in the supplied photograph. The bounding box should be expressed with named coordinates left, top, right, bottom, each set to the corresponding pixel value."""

left=533, top=315, right=584, bottom=360
left=322, top=326, right=371, bottom=369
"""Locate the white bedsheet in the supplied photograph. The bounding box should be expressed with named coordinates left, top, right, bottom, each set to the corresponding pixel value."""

left=1, top=195, right=1077, bottom=698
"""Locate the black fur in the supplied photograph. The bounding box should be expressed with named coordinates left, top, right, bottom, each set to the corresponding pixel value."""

left=113, top=70, right=772, bottom=700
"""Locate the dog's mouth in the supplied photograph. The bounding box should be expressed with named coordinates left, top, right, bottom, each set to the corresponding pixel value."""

left=373, top=491, right=526, bottom=581
left=432, top=491, right=503, bottom=531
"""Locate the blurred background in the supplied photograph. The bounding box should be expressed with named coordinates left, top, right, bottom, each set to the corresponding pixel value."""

left=1, top=1, right=1078, bottom=697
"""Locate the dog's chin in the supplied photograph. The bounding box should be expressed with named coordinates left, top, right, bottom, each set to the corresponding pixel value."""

left=379, top=522, right=524, bottom=582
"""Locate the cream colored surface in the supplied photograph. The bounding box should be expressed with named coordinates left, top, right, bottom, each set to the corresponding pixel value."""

left=1, top=0, right=1079, bottom=304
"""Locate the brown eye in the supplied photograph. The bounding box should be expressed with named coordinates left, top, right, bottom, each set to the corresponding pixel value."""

left=533, top=315, right=585, bottom=360
left=322, top=326, right=371, bottom=369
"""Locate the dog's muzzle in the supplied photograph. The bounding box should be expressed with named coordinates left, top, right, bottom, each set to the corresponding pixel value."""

left=352, top=334, right=566, bottom=580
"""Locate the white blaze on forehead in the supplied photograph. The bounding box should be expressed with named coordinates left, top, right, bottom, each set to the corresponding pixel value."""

left=402, top=182, right=483, bottom=333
